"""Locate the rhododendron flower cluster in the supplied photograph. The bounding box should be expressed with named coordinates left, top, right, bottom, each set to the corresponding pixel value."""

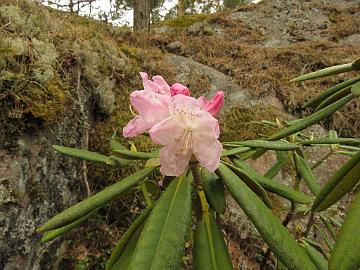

left=123, top=72, right=224, bottom=176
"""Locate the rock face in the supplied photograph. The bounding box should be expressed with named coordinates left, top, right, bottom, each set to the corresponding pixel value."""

left=0, top=114, right=90, bottom=269
left=166, top=54, right=255, bottom=107
left=1, top=0, right=359, bottom=269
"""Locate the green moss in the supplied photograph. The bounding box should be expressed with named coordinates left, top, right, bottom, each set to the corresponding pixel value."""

left=163, top=13, right=213, bottom=28
left=220, top=105, right=281, bottom=142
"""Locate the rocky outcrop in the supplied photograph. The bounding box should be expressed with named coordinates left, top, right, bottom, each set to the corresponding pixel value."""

left=0, top=108, right=91, bottom=269
left=166, top=53, right=255, bottom=107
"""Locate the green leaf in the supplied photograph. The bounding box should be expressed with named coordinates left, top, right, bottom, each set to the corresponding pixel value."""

left=319, top=214, right=336, bottom=240
left=216, top=163, right=316, bottom=270
left=113, top=148, right=159, bottom=160
left=110, top=139, right=127, bottom=151
left=304, top=241, right=328, bottom=270
left=302, top=76, right=360, bottom=108
left=37, top=167, right=156, bottom=232
left=127, top=174, right=192, bottom=270
left=53, top=145, right=128, bottom=166
left=298, top=138, right=360, bottom=146
left=352, top=58, right=360, bottom=70
left=268, top=94, right=353, bottom=141
left=143, top=180, right=161, bottom=198
left=226, top=140, right=300, bottom=150
left=294, top=154, right=321, bottom=196
left=193, top=211, right=233, bottom=270
left=223, top=161, right=273, bottom=208
left=221, top=146, right=252, bottom=157
left=106, top=207, right=152, bottom=270
left=316, top=225, right=334, bottom=251
left=336, top=151, right=356, bottom=157
left=201, top=169, right=226, bottom=214
left=231, top=158, right=312, bottom=204
left=329, top=192, right=360, bottom=270
left=290, top=63, right=352, bottom=82
left=312, top=151, right=360, bottom=212
left=111, top=225, right=143, bottom=270
left=145, top=158, right=161, bottom=167
left=40, top=209, right=98, bottom=243
left=264, top=151, right=288, bottom=179
left=351, top=81, right=360, bottom=96
left=315, top=85, right=352, bottom=112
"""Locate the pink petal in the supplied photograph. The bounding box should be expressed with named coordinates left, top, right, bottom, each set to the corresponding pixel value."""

left=152, top=75, right=170, bottom=95
left=193, top=135, right=222, bottom=172
left=170, top=94, right=202, bottom=116
left=203, top=91, right=225, bottom=116
left=170, top=83, right=190, bottom=96
left=159, top=142, right=192, bottom=176
left=197, top=96, right=208, bottom=107
left=194, top=111, right=221, bottom=138
left=149, top=117, right=184, bottom=146
left=130, top=90, right=170, bottom=123
left=123, top=116, right=152, bottom=138
left=140, top=72, right=162, bottom=93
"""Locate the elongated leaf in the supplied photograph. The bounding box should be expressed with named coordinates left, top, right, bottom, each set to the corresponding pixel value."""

left=239, top=149, right=267, bottom=160
left=268, top=94, right=353, bottom=140
left=298, top=138, right=360, bottom=146
left=316, top=225, right=334, bottom=251
left=106, top=207, right=153, bottom=270
left=304, top=241, right=328, bottom=270
left=216, top=163, right=316, bottom=270
left=304, top=239, right=329, bottom=259
left=53, top=145, right=127, bottom=166
left=337, top=151, right=356, bottom=157
left=228, top=140, right=300, bottom=150
left=113, top=148, right=159, bottom=160
left=264, top=151, right=288, bottom=179
left=112, top=225, right=143, bottom=270
left=319, top=214, right=336, bottom=240
left=110, top=139, right=127, bottom=151
left=312, top=151, right=360, bottom=212
left=231, top=158, right=312, bottom=204
left=40, top=209, right=97, bottom=243
left=222, top=146, right=252, bottom=157
left=302, top=76, right=360, bottom=108
left=294, top=154, right=321, bottom=196
left=127, top=174, right=192, bottom=270
left=329, top=192, right=360, bottom=270
left=201, top=169, right=226, bottom=214
left=290, top=63, right=352, bottom=82
left=37, top=167, right=156, bottom=232
left=351, top=80, right=360, bottom=96
left=339, top=145, right=360, bottom=151
left=315, top=85, right=352, bottom=111
left=352, top=58, right=360, bottom=70
left=193, top=211, right=233, bottom=270
left=223, top=161, right=273, bottom=208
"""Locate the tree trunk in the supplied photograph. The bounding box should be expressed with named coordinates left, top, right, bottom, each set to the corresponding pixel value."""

left=177, top=0, right=184, bottom=16
left=133, top=0, right=150, bottom=31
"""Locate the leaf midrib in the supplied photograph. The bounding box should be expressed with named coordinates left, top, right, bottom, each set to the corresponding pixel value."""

left=149, top=176, right=186, bottom=269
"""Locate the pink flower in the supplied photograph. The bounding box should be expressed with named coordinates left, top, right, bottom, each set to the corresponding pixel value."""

left=198, top=91, right=225, bottom=116
left=170, top=83, right=190, bottom=96
left=123, top=73, right=192, bottom=137
left=140, top=72, right=171, bottom=95
left=123, top=73, right=172, bottom=138
left=150, top=95, right=222, bottom=176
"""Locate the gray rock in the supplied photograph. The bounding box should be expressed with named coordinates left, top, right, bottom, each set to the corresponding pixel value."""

left=166, top=41, right=184, bottom=53
left=165, top=53, right=255, bottom=107
left=0, top=108, right=91, bottom=269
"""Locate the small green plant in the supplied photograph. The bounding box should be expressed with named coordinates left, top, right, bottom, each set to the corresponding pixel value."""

left=38, top=58, right=360, bottom=270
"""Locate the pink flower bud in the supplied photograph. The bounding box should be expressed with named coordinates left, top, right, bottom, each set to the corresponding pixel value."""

left=203, top=91, right=224, bottom=116
left=170, top=83, right=190, bottom=96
